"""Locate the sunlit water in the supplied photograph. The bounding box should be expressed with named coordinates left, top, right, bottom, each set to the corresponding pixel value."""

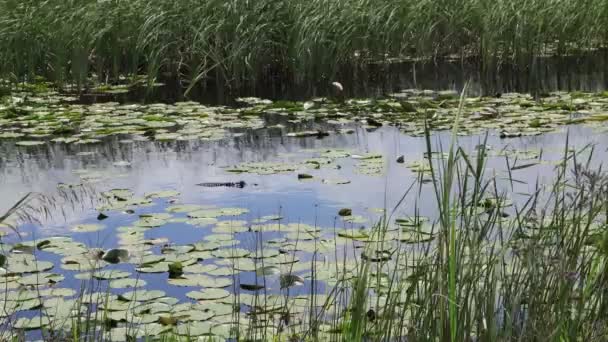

left=0, top=116, right=607, bottom=339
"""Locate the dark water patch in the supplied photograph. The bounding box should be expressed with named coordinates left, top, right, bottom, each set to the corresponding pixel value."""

left=66, top=51, right=608, bottom=105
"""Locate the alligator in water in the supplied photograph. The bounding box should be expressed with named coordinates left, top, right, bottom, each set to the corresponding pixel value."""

left=196, top=181, right=246, bottom=188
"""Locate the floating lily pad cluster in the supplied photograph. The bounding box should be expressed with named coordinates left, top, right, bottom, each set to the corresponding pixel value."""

left=3, top=89, right=608, bottom=149
left=0, top=181, right=462, bottom=340
left=0, top=92, right=265, bottom=146
left=2, top=87, right=606, bottom=340
left=224, top=148, right=387, bottom=179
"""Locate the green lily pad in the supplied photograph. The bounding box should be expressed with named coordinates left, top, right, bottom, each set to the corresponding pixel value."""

left=121, top=289, right=166, bottom=301
left=14, top=315, right=50, bottom=329
left=137, top=262, right=169, bottom=273
left=71, top=224, right=104, bottom=233
left=16, top=141, right=45, bottom=147
left=145, top=190, right=180, bottom=199
left=93, top=270, right=131, bottom=280
left=186, top=288, right=231, bottom=300
left=110, top=278, right=147, bottom=289
left=18, top=272, right=64, bottom=285
left=176, top=321, right=213, bottom=336
left=7, top=258, right=53, bottom=273
left=211, top=248, right=250, bottom=258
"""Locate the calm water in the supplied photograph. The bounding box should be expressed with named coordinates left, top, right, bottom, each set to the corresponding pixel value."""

left=1, top=122, right=605, bottom=236
left=1, top=112, right=607, bottom=339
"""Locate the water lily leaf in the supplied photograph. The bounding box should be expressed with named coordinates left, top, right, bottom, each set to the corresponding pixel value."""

left=204, top=234, right=235, bottom=242
left=337, top=229, right=369, bottom=240
left=192, top=241, right=221, bottom=252
left=211, top=248, right=250, bottom=258
left=256, top=265, right=281, bottom=276
left=167, top=204, right=209, bottom=213
left=161, top=245, right=194, bottom=254
left=71, top=224, right=104, bottom=233
left=395, top=216, right=429, bottom=227
left=14, top=315, right=49, bottom=329
left=188, top=207, right=249, bottom=218
left=16, top=141, right=45, bottom=147
left=167, top=274, right=207, bottom=287
left=110, top=278, right=147, bottom=289
left=205, top=265, right=237, bottom=276
left=93, top=270, right=131, bottom=280
left=101, top=188, right=133, bottom=200
left=139, top=254, right=165, bottom=265
left=183, top=263, right=218, bottom=273
left=18, top=272, right=64, bottom=285
left=202, top=276, right=233, bottom=288
left=80, top=292, right=118, bottom=304
left=43, top=298, right=84, bottom=318
left=121, top=289, right=166, bottom=301
left=140, top=213, right=173, bottom=220
left=343, top=215, right=368, bottom=224
left=145, top=190, right=180, bottom=199
left=7, top=259, right=53, bottom=273
left=133, top=302, right=172, bottom=315
left=134, top=217, right=167, bottom=227
left=137, top=262, right=169, bottom=273
left=176, top=321, right=213, bottom=336
left=186, top=288, right=230, bottom=300
left=39, top=287, right=76, bottom=298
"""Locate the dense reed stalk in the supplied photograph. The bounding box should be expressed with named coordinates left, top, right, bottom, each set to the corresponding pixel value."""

left=0, top=0, right=606, bottom=93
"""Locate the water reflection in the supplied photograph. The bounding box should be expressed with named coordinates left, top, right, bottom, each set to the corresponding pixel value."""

left=1, top=123, right=606, bottom=236
left=79, top=50, right=608, bottom=104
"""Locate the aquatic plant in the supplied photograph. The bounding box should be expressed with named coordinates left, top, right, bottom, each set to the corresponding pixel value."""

left=0, top=0, right=607, bottom=94
left=2, top=85, right=608, bottom=342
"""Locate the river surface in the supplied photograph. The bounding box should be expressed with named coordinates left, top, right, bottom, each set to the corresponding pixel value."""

left=1, top=92, right=607, bottom=340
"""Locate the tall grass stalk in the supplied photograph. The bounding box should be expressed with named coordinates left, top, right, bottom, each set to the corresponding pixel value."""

left=0, top=0, right=607, bottom=93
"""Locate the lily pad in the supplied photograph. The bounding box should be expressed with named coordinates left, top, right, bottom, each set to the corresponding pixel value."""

left=211, top=248, right=250, bottom=259
left=121, top=289, right=166, bottom=302
left=186, top=288, right=231, bottom=300
left=109, top=278, right=147, bottom=289
left=16, top=141, right=45, bottom=147
left=71, top=224, right=104, bottom=233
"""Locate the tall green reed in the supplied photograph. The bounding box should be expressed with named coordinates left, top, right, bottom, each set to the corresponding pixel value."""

left=0, top=0, right=606, bottom=93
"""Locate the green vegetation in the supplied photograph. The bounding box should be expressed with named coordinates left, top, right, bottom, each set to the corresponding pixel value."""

left=0, top=0, right=606, bottom=92
left=3, top=115, right=608, bottom=340
left=2, top=88, right=608, bottom=146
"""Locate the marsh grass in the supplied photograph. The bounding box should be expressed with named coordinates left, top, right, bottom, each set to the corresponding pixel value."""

left=0, top=0, right=607, bottom=94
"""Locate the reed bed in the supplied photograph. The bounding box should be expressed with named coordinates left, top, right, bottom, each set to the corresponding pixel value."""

left=0, top=0, right=607, bottom=93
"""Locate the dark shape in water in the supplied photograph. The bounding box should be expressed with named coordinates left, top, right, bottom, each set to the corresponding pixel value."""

left=338, top=208, right=352, bottom=216
left=366, top=118, right=383, bottom=127
left=367, top=309, right=376, bottom=322
left=102, top=249, right=129, bottom=264
left=316, top=130, right=330, bottom=139
left=298, top=174, right=313, bottom=180
left=240, top=283, right=265, bottom=291
left=196, top=181, right=246, bottom=188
